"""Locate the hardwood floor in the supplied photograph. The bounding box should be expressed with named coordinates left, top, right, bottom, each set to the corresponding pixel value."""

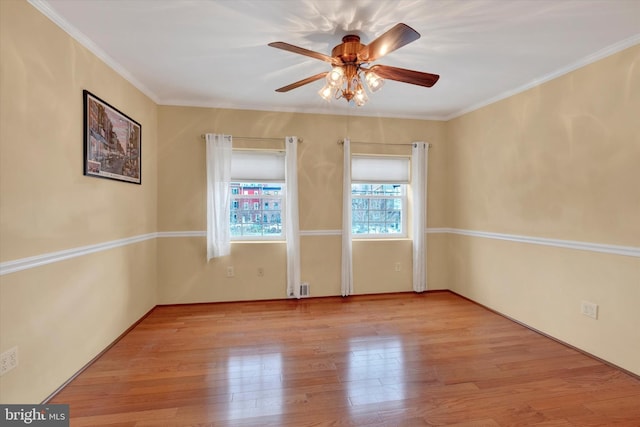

left=50, top=292, right=640, bottom=426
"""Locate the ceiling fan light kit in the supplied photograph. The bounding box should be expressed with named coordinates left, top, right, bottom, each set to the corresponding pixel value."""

left=269, top=23, right=440, bottom=107
left=318, top=65, right=382, bottom=107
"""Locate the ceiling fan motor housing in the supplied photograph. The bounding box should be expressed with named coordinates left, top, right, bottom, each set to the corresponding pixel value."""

left=332, top=35, right=365, bottom=64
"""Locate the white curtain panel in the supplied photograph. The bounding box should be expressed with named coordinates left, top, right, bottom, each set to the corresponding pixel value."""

left=341, top=138, right=354, bottom=297
left=411, top=142, right=429, bottom=292
left=206, top=134, right=232, bottom=260
left=285, top=136, right=301, bottom=299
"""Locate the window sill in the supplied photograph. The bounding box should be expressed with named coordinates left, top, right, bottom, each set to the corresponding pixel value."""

left=231, top=240, right=286, bottom=244
left=352, top=236, right=411, bottom=242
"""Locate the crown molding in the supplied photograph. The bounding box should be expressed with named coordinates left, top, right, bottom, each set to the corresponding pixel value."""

left=443, top=34, right=640, bottom=121
left=28, top=0, right=160, bottom=104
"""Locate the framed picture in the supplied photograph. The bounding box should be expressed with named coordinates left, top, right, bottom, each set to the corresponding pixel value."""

left=83, top=90, right=141, bottom=184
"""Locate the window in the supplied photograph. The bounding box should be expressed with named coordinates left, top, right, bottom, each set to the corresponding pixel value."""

left=230, top=183, right=284, bottom=238
left=352, top=184, right=405, bottom=236
left=229, top=150, right=286, bottom=240
left=351, top=155, right=409, bottom=238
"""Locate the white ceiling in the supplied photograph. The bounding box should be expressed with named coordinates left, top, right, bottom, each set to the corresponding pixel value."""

left=33, top=0, right=639, bottom=120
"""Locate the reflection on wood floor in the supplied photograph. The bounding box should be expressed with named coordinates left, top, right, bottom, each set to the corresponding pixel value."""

left=51, top=291, right=640, bottom=426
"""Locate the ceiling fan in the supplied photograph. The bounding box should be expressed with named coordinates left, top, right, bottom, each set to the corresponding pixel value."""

left=268, top=23, right=439, bottom=106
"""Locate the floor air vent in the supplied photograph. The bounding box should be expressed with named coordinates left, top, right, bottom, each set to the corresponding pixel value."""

left=288, top=283, right=310, bottom=298
left=300, top=282, right=310, bottom=297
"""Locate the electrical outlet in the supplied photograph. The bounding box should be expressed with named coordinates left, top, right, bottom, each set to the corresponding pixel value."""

left=0, top=347, right=18, bottom=376
left=226, top=266, right=234, bottom=278
left=257, top=267, right=264, bottom=277
left=394, top=262, right=401, bottom=272
left=581, top=301, right=598, bottom=319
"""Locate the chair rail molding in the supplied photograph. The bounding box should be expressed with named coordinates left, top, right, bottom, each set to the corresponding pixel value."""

left=2, top=228, right=637, bottom=275
left=0, top=233, right=157, bottom=276
left=427, top=227, right=640, bottom=258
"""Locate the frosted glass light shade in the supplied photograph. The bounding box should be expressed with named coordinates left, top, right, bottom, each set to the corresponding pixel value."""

left=318, top=84, right=334, bottom=101
left=354, top=85, right=368, bottom=107
left=326, top=67, right=344, bottom=87
left=365, top=71, right=385, bottom=92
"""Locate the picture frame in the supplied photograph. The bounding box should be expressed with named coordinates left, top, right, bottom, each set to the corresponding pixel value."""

left=83, top=90, right=141, bottom=184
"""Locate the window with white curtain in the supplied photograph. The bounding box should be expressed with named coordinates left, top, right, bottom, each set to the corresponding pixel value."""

left=351, top=156, right=410, bottom=238
left=229, top=151, right=285, bottom=240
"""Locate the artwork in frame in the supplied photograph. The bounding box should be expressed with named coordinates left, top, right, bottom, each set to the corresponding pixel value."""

left=83, top=90, right=141, bottom=184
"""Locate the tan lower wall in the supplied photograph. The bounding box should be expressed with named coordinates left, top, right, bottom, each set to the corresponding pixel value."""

left=448, top=234, right=640, bottom=375
left=352, top=239, right=412, bottom=293
left=426, top=233, right=449, bottom=291
left=0, top=240, right=157, bottom=403
left=158, top=233, right=447, bottom=303
left=157, top=238, right=288, bottom=304
left=299, top=236, right=342, bottom=297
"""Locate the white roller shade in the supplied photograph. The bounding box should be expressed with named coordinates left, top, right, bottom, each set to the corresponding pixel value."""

left=351, top=156, right=410, bottom=183
left=231, top=151, right=285, bottom=182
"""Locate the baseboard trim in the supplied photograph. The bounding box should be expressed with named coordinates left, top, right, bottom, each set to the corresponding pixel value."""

left=447, top=290, right=640, bottom=381
left=41, top=306, right=157, bottom=404
left=156, top=289, right=450, bottom=307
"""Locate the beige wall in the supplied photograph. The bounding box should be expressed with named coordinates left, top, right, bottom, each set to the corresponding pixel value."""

left=157, top=107, right=448, bottom=303
left=0, top=0, right=158, bottom=402
left=446, top=45, right=640, bottom=375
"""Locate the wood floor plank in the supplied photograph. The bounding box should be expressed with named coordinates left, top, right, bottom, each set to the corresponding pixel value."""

left=49, top=292, right=640, bottom=425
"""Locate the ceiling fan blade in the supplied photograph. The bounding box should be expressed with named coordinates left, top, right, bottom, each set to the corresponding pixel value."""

left=275, top=72, right=328, bottom=92
left=358, top=23, right=420, bottom=62
left=268, top=42, right=341, bottom=65
left=368, top=65, right=440, bottom=87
